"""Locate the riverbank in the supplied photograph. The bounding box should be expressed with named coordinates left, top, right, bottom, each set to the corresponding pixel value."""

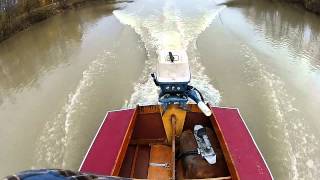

left=1, top=0, right=319, bottom=42
left=272, top=0, right=320, bottom=14
left=0, top=0, right=126, bottom=42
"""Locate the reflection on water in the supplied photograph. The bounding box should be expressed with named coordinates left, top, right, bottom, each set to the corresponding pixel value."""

left=0, top=16, right=82, bottom=99
left=0, top=3, right=120, bottom=101
left=242, top=0, right=320, bottom=68
left=198, top=1, right=320, bottom=179
left=0, top=0, right=319, bottom=179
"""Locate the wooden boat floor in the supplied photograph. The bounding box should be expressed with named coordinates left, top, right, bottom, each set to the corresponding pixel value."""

left=119, top=144, right=150, bottom=178
left=147, top=145, right=172, bottom=179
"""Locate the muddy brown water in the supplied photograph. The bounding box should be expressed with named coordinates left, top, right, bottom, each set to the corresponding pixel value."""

left=0, top=0, right=319, bottom=179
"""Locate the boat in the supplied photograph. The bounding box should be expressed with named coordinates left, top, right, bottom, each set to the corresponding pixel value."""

left=3, top=52, right=273, bottom=180
left=78, top=51, right=273, bottom=179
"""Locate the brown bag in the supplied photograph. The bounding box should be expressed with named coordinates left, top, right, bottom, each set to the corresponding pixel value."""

left=179, top=128, right=229, bottom=179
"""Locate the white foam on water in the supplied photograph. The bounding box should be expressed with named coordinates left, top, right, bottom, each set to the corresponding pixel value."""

left=33, top=50, right=115, bottom=168
left=114, top=0, right=225, bottom=107
left=241, top=44, right=320, bottom=179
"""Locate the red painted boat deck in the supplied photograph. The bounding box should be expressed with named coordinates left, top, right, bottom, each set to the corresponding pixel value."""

left=79, top=106, right=273, bottom=179
left=211, top=107, right=273, bottom=180
left=79, top=109, right=136, bottom=175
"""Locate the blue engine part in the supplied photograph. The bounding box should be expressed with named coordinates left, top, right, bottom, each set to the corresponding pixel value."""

left=151, top=73, right=205, bottom=110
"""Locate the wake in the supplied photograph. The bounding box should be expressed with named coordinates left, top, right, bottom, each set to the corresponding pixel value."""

left=114, top=0, right=225, bottom=107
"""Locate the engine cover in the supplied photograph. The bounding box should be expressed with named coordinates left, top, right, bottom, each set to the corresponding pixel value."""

left=156, top=50, right=191, bottom=84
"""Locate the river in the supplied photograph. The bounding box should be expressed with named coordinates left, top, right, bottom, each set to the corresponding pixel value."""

left=0, top=0, right=319, bottom=179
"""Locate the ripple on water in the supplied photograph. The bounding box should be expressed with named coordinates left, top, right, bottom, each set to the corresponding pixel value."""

left=241, top=43, right=320, bottom=179
left=33, top=50, right=115, bottom=168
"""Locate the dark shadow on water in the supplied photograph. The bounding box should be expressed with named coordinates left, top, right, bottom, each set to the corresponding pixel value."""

left=0, top=3, right=117, bottom=98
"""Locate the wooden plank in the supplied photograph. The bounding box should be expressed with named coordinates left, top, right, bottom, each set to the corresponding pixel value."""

left=211, top=107, right=273, bottom=180
left=118, top=145, right=136, bottom=177
left=133, top=145, right=150, bottom=178
left=130, top=138, right=166, bottom=145
left=79, top=108, right=136, bottom=175
left=132, top=112, right=166, bottom=140
left=130, top=146, right=139, bottom=177
left=147, top=145, right=172, bottom=179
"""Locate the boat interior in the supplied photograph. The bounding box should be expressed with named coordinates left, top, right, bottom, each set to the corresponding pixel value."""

left=117, top=105, right=232, bottom=179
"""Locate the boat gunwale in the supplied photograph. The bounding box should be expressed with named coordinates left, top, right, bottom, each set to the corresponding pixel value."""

left=211, top=106, right=274, bottom=180
left=210, top=105, right=273, bottom=176
left=210, top=107, right=239, bottom=179
left=235, top=109, right=274, bottom=180
left=78, top=107, right=135, bottom=172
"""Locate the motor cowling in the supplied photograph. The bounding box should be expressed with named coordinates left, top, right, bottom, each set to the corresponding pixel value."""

left=152, top=51, right=211, bottom=116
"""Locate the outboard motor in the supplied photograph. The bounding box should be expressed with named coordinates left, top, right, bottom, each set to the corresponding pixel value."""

left=152, top=50, right=212, bottom=116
